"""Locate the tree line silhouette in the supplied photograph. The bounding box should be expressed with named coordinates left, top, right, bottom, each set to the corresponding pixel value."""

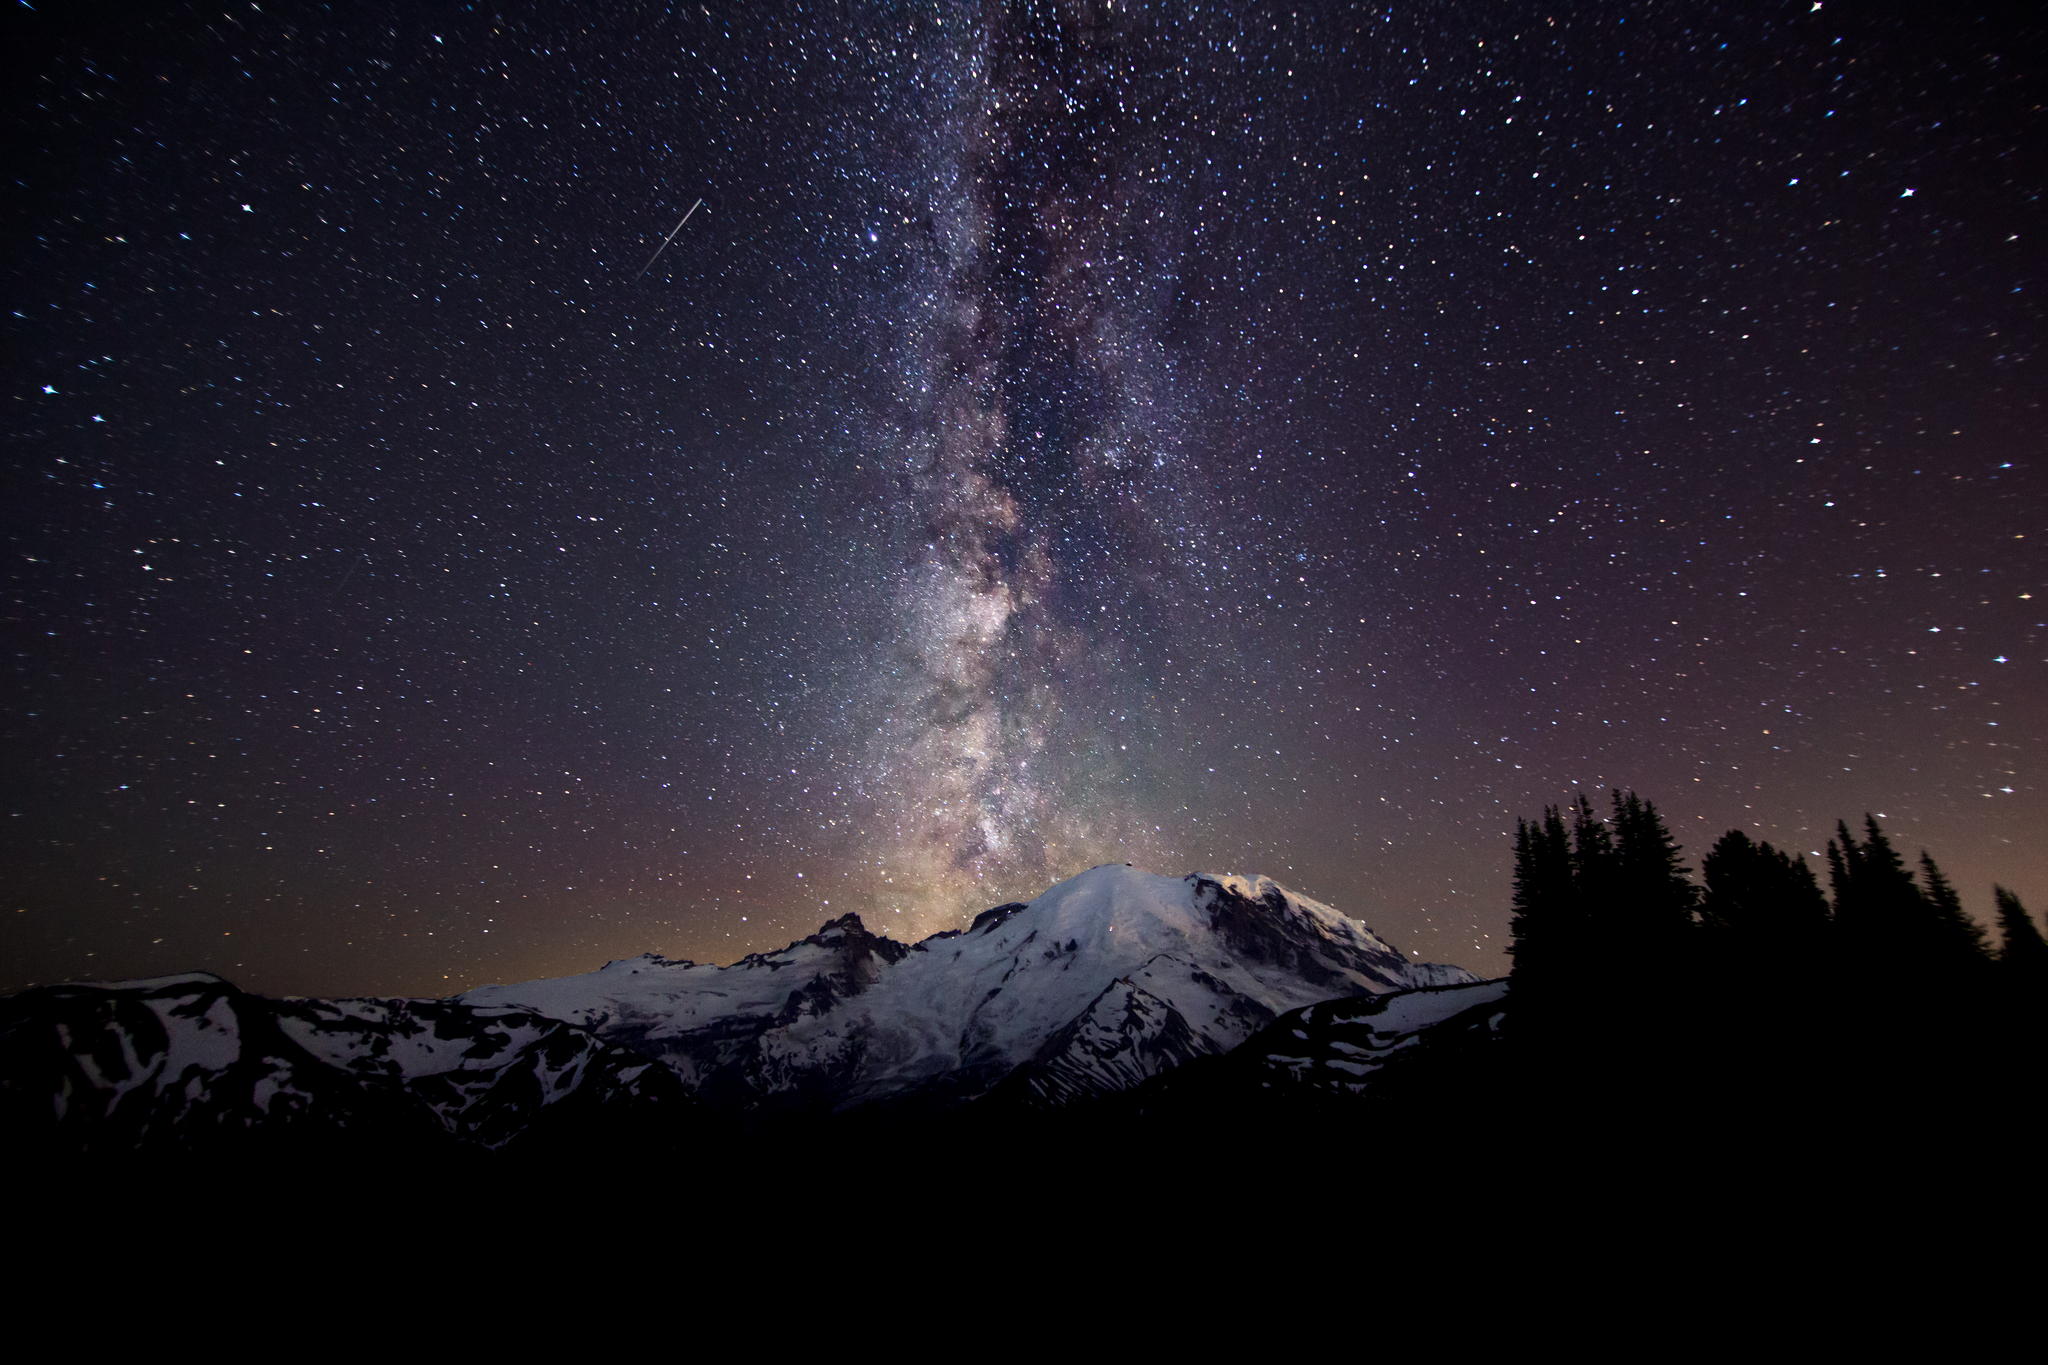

left=1510, top=790, right=2043, bottom=992
left=1493, top=790, right=2043, bottom=1136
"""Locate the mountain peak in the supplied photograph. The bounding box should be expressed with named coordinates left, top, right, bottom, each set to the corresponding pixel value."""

left=812, top=911, right=872, bottom=938
left=804, top=911, right=911, bottom=966
left=453, top=862, right=1472, bottom=1115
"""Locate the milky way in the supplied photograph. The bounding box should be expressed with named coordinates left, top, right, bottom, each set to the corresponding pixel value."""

left=3, top=1, right=2041, bottom=995
left=855, top=4, right=1208, bottom=928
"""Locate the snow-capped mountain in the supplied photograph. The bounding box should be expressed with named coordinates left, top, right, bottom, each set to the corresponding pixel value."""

left=2, top=864, right=1482, bottom=1153
left=0, top=971, right=689, bottom=1153
left=462, top=864, right=1478, bottom=1113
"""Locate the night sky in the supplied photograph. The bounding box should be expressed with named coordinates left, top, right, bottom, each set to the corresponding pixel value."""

left=6, top=0, right=2041, bottom=999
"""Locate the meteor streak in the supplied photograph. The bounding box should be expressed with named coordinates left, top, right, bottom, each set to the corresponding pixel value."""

left=635, top=198, right=704, bottom=279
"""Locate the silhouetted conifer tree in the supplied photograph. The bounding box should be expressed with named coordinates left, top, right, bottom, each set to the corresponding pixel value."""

left=1825, top=837, right=1851, bottom=915
left=1508, top=806, right=1574, bottom=993
left=1916, top=853, right=1990, bottom=967
left=1856, top=814, right=1923, bottom=907
left=1830, top=816, right=1928, bottom=960
left=1828, top=816, right=1995, bottom=984
left=1559, top=792, right=1625, bottom=983
left=1569, top=794, right=1617, bottom=909
left=1510, top=791, right=1697, bottom=997
left=1993, top=886, right=2048, bottom=978
left=1609, top=791, right=1697, bottom=964
left=1700, top=830, right=1829, bottom=958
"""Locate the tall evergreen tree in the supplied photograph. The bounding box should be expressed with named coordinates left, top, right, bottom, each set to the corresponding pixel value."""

left=1787, top=852, right=1828, bottom=923
left=1700, top=829, right=1829, bottom=952
left=1993, top=886, right=2048, bottom=978
left=1831, top=816, right=1990, bottom=975
left=1835, top=834, right=1867, bottom=916
left=1610, top=791, right=1697, bottom=935
left=1916, top=852, right=1990, bottom=967
left=1509, top=818, right=1541, bottom=975
left=1508, top=806, right=1574, bottom=992
left=1855, top=814, right=1926, bottom=917
left=1700, top=828, right=1759, bottom=933
left=1569, top=793, right=1617, bottom=908
left=1830, top=816, right=1929, bottom=960
left=1509, top=792, right=1705, bottom=983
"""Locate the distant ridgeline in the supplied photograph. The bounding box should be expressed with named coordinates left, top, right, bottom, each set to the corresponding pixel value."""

left=2, top=807, right=2041, bottom=1168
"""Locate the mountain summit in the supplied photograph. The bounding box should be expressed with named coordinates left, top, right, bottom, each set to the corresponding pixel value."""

left=463, top=864, right=1477, bottom=1114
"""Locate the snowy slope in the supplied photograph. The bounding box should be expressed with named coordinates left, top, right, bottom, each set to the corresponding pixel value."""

left=462, top=864, right=1478, bottom=1112
left=1244, top=978, right=1511, bottom=1095
left=1105, top=976, right=1511, bottom=1127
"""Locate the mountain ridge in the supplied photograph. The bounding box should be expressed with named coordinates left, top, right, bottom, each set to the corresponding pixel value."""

left=2, top=863, right=1481, bottom=1154
left=459, top=863, right=1475, bottom=1113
